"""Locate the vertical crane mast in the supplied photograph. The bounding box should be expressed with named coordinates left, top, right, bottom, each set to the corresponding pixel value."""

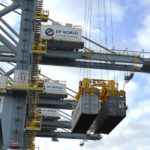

left=0, top=0, right=48, bottom=149
left=7, top=0, right=36, bottom=149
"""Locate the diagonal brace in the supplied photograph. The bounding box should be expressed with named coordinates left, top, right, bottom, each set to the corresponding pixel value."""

left=0, top=34, right=16, bottom=54
left=0, top=18, right=19, bottom=38
left=0, top=25, right=18, bottom=45
left=0, top=2, right=19, bottom=17
left=4, top=67, right=15, bottom=76
left=0, top=3, right=21, bottom=15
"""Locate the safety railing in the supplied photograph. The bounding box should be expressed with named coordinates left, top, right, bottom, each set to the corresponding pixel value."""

left=35, top=10, right=49, bottom=19
left=26, top=107, right=42, bottom=131
left=25, top=131, right=35, bottom=150
left=0, top=79, right=44, bottom=90
left=87, top=47, right=149, bottom=58
left=32, top=41, right=47, bottom=54
left=26, top=116, right=42, bottom=131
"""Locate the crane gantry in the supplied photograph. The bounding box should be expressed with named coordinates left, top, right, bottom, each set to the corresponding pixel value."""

left=0, top=0, right=150, bottom=150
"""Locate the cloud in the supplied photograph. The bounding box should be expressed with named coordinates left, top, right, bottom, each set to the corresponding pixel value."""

left=43, top=0, right=126, bottom=25
left=129, top=99, right=150, bottom=119
left=106, top=0, right=126, bottom=22
left=139, top=0, right=150, bottom=6
left=86, top=99, right=150, bottom=150
left=136, top=14, right=150, bottom=50
left=43, top=0, right=85, bottom=25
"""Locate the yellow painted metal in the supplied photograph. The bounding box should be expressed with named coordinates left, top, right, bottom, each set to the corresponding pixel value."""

left=26, top=115, right=42, bottom=131
left=26, top=92, right=42, bottom=130
left=32, top=41, right=47, bottom=54
left=25, top=131, right=35, bottom=150
left=25, top=4, right=48, bottom=150
left=82, top=49, right=91, bottom=59
left=5, top=79, right=44, bottom=90
left=0, top=89, right=6, bottom=93
left=86, top=47, right=144, bottom=57
left=35, top=10, right=49, bottom=19
left=133, top=66, right=141, bottom=71
left=132, top=55, right=141, bottom=71
left=30, top=54, right=43, bottom=82
left=76, top=78, right=125, bottom=107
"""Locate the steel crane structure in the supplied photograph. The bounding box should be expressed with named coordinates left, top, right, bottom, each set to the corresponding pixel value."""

left=0, top=0, right=150, bottom=149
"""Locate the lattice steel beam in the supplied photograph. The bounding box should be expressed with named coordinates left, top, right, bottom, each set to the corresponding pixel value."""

left=0, top=34, right=16, bottom=53
left=0, top=2, right=19, bottom=17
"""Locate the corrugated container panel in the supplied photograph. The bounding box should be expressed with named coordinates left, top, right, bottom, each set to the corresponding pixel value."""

left=41, top=25, right=82, bottom=42
left=44, top=81, right=66, bottom=94
left=37, top=108, right=59, bottom=118
left=72, top=95, right=99, bottom=133
left=94, top=97, right=126, bottom=134
left=47, top=40, right=84, bottom=50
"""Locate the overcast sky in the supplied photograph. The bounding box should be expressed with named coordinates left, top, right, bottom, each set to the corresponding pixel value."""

left=1, top=0, right=150, bottom=150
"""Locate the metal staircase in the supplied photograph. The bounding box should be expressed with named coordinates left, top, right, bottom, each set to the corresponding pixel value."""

left=25, top=0, right=48, bottom=149
left=33, top=0, right=47, bottom=54
left=31, top=54, right=42, bottom=82
left=36, top=0, right=43, bottom=17
left=25, top=131, right=35, bottom=150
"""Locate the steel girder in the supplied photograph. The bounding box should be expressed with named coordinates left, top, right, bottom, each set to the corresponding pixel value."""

left=36, top=132, right=101, bottom=140
left=38, top=99, right=76, bottom=110
left=0, top=18, right=19, bottom=38
left=0, top=34, right=17, bottom=53
left=1, top=47, right=150, bottom=73
left=0, top=2, right=19, bottom=17
left=0, top=26, right=18, bottom=45
left=42, top=120, right=71, bottom=129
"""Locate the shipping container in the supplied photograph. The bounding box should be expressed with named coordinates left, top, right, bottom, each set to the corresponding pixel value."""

left=94, top=97, right=126, bottom=134
left=44, top=81, right=66, bottom=94
left=41, top=25, right=84, bottom=50
left=72, top=95, right=99, bottom=133
left=37, top=108, right=59, bottom=118
left=41, top=25, right=82, bottom=42
left=47, top=40, right=84, bottom=50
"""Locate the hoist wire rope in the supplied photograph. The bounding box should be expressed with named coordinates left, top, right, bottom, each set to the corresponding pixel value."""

left=103, top=0, right=107, bottom=47
left=98, top=0, right=101, bottom=49
left=87, top=0, right=93, bottom=78
left=88, top=0, right=93, bottom=49
left=85, top=0, right=89, bottom=78
left=109, top=0, right=116, bottom=81
left=103, top=0, right=109, bottom=80
left=98, top=0, right=103, bottom=79
left=84, top=0, right=87, bottom=40
left=83, top=0, right=90, bottom=79
left=81, top=0, right=87, bottom=80
left=82, top=0, right=89, bottom=80
left=87, top=0, right=91, bottom=49
left=110, top=0, right=114, bottom=48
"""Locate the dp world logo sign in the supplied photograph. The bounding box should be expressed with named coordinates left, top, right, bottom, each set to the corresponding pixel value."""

left=45, top=28, right=54, bottom=36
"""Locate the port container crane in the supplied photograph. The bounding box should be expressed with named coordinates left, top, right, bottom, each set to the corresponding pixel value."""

left=0, top=0, right=150, bottom=149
